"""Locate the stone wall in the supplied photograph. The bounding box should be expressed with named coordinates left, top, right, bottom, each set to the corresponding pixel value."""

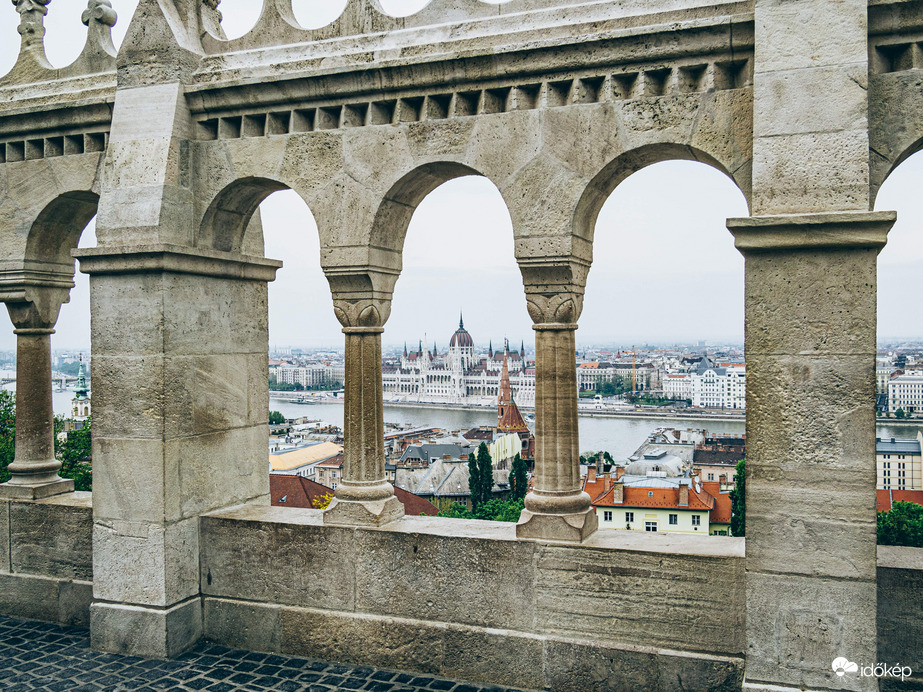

left=1, top=496, right=922, bottom=690
left=0, top=493, right=92, bottom=626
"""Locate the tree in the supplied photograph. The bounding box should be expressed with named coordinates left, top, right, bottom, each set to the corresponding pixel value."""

left=467, top=452, right=482, bottom=509
left=896, top=407, right=906, bottom=419
left=311, top=492, right=333, bottom=510
left=878, top=501, right=923, bottom=547
left=729, top=458, right=746, bottom=537
left=59, top=417, right=92, bottom=492
left=510, top=453, right=528, bottom=501
left=0, top=391, right=14, bottom=484
left=269, top=410, right=285, bottom=425
left=476, top=442, right=494, bottom=507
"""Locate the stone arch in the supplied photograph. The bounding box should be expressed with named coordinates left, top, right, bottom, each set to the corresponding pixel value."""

left=871, top=136, right=923, bottom=209
left=369, top=161, right=507, bottom=257
left=574, top=143, right=749, bottom=245
left=198, top=176, right=296, bottom=253
left=25, top=190, right=100, bottom=269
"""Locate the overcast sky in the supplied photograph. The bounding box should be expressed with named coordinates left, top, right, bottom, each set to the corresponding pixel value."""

left=1, top=0, right=922, bottom=350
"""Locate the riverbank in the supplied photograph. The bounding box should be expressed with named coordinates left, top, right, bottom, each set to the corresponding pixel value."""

left=270, top=394, right=747, bottom=424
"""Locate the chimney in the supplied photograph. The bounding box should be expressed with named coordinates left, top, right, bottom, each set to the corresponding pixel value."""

left=587, top=466, right=597, bottom=483
left=603, top=473, right=612, bottom=493
left=679, top=479, right=689, bottom=507
left=614, top=480, right=623, bottom=504
left=615, top=466, right=625, bottom=481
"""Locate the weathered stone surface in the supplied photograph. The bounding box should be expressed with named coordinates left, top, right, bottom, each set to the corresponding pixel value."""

left=354, top=528, right=535, bottom=631
left=442, top=625, right=544, bottom=690
left=203, top=597, right=282, bottom=653
left=91, top=597, right=202, bottom=659
left=9, top=495, right=93, bottom=581
left=281, top=607, right=444, bottom=675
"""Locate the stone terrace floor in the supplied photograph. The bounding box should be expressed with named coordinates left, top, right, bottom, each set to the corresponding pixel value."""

left=0, top=616, right=530, bottom=692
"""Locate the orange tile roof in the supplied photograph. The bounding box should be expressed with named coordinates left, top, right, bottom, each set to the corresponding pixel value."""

left=583, top=476, right=716, bottom=511
left=702, top=481, right=732, bottom=524
left=269, top=475, right=438, bottom=515
left=876, top=488, right=923, bottom=512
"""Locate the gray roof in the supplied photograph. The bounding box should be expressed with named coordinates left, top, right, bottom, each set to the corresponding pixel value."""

left=876, top=438, right=921, bottom=454
left=400, top=443, right=469, bottom=463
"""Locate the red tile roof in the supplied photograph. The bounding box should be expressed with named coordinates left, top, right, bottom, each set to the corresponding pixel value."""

left=270, top=474, right=439, bottom=515
left=701, top=481, right=732, bottom=524
left=876, top=488, right=923, bottom=512
left=583, top=476, right=716, bottom=512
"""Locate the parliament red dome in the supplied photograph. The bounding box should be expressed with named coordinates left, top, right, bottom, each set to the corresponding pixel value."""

left=450, top=315, right=473, bottom=348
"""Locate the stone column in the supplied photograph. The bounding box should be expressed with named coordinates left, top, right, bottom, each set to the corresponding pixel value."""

left=0, top=289, right=74, bottom=499
left=323, top=271, right=402, bottom=527
left=728, top=212, right=895, bottom=692
left=516, top=266, right=596, bottom=542
left=76, top=247, right=280, bottom=659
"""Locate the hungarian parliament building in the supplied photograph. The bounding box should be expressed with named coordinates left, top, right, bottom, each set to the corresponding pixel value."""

left=382, top=316, right=536, bottom=407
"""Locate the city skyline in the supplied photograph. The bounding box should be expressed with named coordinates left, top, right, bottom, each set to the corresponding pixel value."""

left=2, top=1, right=923, bottom=349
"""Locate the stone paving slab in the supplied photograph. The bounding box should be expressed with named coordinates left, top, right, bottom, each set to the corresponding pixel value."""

left=0, top=616, right=530, bottom=692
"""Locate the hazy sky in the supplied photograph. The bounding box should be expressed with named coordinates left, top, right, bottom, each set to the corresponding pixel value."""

left=1, top=0, right=922, bottom=350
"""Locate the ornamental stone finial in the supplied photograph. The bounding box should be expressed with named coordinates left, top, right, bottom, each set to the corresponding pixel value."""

left=202, top=0, right=222, bottom=22
left=12, top=0, right=51, bottom=40
left=81, top=0, right=117, bottom=28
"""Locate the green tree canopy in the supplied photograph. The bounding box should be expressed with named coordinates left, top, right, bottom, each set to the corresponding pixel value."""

left=58, top=417, right=92, bottom=492
left=269, top=410, right=285, bottom=425
left=467, top=452, right=481, bottom=509
left=0, top=390, right=14, bottom=484
left=878, top=501, right=923, bottom=547
left=510, top=453, right=528, bottom=501
left=729, top=458, right=745, bottom=537
left=476, top=442, right=494, bottom=507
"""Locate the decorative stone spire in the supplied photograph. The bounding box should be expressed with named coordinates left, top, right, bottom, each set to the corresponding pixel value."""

left=12, top=0, right=52, bottom=68
left=200, top=0, right=223, bottom=36
left=81, top=0, right=117, bottom=57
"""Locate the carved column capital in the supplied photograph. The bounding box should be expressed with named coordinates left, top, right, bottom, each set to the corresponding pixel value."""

left=4, top=286, right=70, bottom=334
left=324, top=267, right=398, bottom=331
left=518, top=256, right=589, bottom=327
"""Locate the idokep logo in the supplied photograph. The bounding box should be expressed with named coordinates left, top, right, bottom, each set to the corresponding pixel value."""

left=832, top=657, right=858, bottom=677
left=832, top=657, right=913, bottom=682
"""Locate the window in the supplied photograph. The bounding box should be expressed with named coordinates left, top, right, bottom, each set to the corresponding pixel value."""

left=669, top=514, right=678, bottom=525
left=707, top=473, right=714, bottom=481
left=645, top=521, right=658, bottom=532
left=625, top=512, right=634, bottom=523
left=648, top=491, right=653, bottom=497
left=692, top=515, right=701, bottom=526
left=603, top=511, right=612, bottom=522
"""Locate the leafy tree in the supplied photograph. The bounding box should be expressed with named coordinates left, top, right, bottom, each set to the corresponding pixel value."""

left=510, top=453, right=528, bottom=501
left=729, top=458, right=746, bottom=537
left=896, top=407, right=906, bottom=419
left=269, top=410, right=285, bottom=425
left=437, top=498, right=524, bottom=522
left=603, top=451, right=613, bottom=465
left=474, top=498, right=524, bottom=522
left=476, top=442, right=494, bottom=507
left=0, top=391, right=14, bottom=484
left=878, top=501, right=923, bottom=547
left=438, top=502, right=474, bottom=519
left=59, top=417, right=92, bottom=492
left=311, top=492, right=333, bottom=510
left=467, top=452, right=481, bottom=509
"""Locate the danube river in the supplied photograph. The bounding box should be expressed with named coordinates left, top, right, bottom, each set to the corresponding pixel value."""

left=24, top=384, right=919, bottom=461
left=268, top=398, right=923, bottom=459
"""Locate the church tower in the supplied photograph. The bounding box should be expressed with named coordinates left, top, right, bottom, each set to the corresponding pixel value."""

left=448, top=312, right=474, bottom=372
left=72, top=357, right=91, bottom=422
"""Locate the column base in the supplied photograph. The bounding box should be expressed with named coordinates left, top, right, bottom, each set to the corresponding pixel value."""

left=90, top=597, right=202, bottom=659
left=0, top=477, right=74, bottom=500
left=323, top=495, right=404, bottom=527
left=516, top=506, right=598, bottom=542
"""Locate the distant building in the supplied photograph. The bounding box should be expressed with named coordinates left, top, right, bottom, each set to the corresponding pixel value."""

left=269, top=441, right=343, bottom=479
left=887, top=371, right=923, bottom=413
left=72, top=358, right=90, bottom=421
left=382, top=315, right=535, bottom=405
left=663, top=358, right=746, bottom=409
left=876, top=434, right=923, bottom=491
left=270, top=475, right=438, bottom=515
left=583, top=465, right=729, bottom=535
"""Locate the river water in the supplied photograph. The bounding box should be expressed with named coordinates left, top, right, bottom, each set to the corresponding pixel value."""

left=19, top=385, right=916, bottom=461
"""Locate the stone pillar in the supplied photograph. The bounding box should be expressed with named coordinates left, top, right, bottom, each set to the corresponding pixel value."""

left=741, top=0, right=889, bottom=688
left=323, top=270, right=402, bottom=527
left=0, top=289, right=74, bottom=499
left=76, top=247, right=280, bottom=658
left=516, top=266, right=596, bottom=542
left=729, top=212, right=895, bottom=692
